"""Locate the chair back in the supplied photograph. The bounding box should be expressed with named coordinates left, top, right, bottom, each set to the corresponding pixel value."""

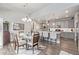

left=10, top=33, right=15, bottom=42
left=43, top=31, right=48, bottom=38
left=14, top=33, right=19, bottom=45
left=39, top=31, right=43, bottom=37
left=50, top=32, right=57, bottom=39
left=33, top=33, right=40, bottom=44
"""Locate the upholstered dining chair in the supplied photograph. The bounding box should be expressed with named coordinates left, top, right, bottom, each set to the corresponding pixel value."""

left=49, top=32, right=57, bottom=43
left=43, top=31, right=49, bottom=41
left=26, top=33, right=40, bottom=54
left=14, top=33, right=27, bottom=54
left=10, top=32, right=16, bottom=50
left=38, top=31, right=43, bottom=41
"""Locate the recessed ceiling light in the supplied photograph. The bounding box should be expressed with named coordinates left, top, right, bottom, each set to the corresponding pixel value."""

left=65, top=10, right=69, bottom=13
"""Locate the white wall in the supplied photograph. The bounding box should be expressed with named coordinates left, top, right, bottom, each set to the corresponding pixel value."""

left=0, top=10, right=33, bottom=33
left=25, top=22, right=32, bottom=32
left=0, top=10, right=40, bottom=34
left=0, top=18, right=3, bottom=48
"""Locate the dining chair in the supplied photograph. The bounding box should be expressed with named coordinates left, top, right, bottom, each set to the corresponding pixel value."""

left=38, top=31, right=43, bottom=41
left=10, top=32, right=17, bottom=50
left=43, top=31, right=49, bottom=41
left=49, top=32, right=57, bottom=43
left=10, top=33, right=14, bottom=43
left=14, top=33, right=27, bottom=54
left=26, top=33, right=40, bottom=54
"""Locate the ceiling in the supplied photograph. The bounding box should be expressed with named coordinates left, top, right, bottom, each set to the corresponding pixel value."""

left=0, top=3, right=49, bottom=14
left=0, top=3, right=79, bottom=21
left=31, top=3, right=79, bottom=20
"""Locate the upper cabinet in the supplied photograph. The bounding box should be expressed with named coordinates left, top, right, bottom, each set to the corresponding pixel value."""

left=13, top=23, right=24, bottom=30
left=68, top=20, right=74, bottom=28
left=49, top=17, right=74, bottom=28
left=49, top=20, right=74, bottom=28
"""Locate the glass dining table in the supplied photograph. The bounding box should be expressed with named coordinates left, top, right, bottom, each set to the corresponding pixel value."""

left=22, top=34, right=33, bottom=49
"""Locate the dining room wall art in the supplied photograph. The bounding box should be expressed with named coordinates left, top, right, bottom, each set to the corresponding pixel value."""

left=13, top=23, right=24, bottom=30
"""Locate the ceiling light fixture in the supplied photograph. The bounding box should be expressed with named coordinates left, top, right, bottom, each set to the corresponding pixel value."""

left=65, top=10, right=69, bottom=13
left=22, top=4, right=32, bottom=22
left=27, top=18, right=32, bottom=22
left=22, top=16, right=32, bottom=22
left=22, top=17, right=27, bottom=22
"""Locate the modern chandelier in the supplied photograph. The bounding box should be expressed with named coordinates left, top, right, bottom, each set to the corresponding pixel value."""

left=22, top=16, right=32, bottom=22
left=22, top=3, right=32, bottom=22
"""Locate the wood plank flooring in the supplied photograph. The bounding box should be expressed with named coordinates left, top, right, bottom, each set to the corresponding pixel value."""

left=0, top=37, right=79, bottom=55
left=39, top=37, right=79, bottom=55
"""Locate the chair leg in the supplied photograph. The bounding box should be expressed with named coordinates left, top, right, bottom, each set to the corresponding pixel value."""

left=48, top=39, right=50, bottom=44
left=32, top=47, right=34, bottom=54
left=43, top=37, right=44, bottom=41
left=26, top=43, right=27, bottom=49
left=17, top=46, right=19, bottom=54
left=37, top=44, right=39, bottom=50
left=14, top=42, right=16, bottom=50
left=55, top=39, right=57, bottom=44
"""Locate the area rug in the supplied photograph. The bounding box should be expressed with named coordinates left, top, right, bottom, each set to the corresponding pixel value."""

left=15, top=45, right=46, bottom=55
left=15, top=47, right=41, bottom=55
left=38, top=45, right=46, bottom=49
left=59, top=51, right=72, bottom=55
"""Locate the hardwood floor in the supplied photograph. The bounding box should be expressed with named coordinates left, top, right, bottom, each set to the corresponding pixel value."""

left=60, top=38, right=78, bottom=55
left=38, top=41, right=60, bottom=55
left=0, top=44, right=15, bottom=55
left=39, top=37, right=79, bottom=55
left=0, top=37, right=79, bottom=55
